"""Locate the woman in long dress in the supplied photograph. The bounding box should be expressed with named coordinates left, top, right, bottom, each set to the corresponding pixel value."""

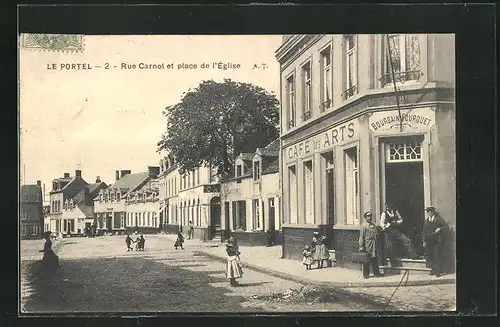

left=40, top=232, right=60, bottom=271
left=226, top=243, right=243, bottom=286
left=311, top=231, right=330, bottom=269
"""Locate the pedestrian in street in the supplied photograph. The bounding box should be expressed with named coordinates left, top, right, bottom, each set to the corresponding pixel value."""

left=226, top=243, right=243, bottom=286
left=311, top=231, right=330, bottom=269
left=188, top=221, right=194, bottom=239
left=39, top=231, right=60, bottom=272
left=423, top=206, right=449, bottom=277
left=174, top=231, right=184, bottom=250
left=302, top=245, right=314, bottom=270
left=228, top=236, right=239, bottom=253
left=359, top=212, right=384, bottom=279
left=138, top=235, right=146, bottom=251
left=380, top=203, right=417, bottom=265
left=135, top=235, right=141, bottom=251
left=125, top=233, right=134, bottom=251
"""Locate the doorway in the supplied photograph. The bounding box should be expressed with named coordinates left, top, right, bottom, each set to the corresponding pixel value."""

left=268, top=198, right=276, bottom=231
left=106, top=214, right=113, bottom=232
left=384, top=139, right=425, bottom=256
left=210, top=197, right=221, bottom=239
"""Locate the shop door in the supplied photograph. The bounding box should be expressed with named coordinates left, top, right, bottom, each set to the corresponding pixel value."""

left=106, top=215, right=113, bottom=232
left=210, top=197, right=221, bottom=239
left=385, top=161, right=425, bottom=256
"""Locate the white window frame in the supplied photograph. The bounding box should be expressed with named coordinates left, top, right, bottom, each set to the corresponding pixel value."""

left=253, top=160, right=261, bottom=181
left=301, top=60, right=312, bottom=121
left=286, top=73, right=296, bottom=129
left=344, top=34, right=357, bottom=99
left=252, top=199, right=260, bottom=230
left=383, top=34, right=422, bottom=86
left=386, top=140, right=423, bottom=163
left=344, top=146, right=360, bottom=225
left=303, top=159, right=314, bottom=224
left=320, top=44, right=332, bottom=111
left=288, top=164, right=298, bottom=224
left=32, top=224, right=39, bottom=235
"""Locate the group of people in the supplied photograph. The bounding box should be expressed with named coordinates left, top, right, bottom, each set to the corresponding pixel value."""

left=359, top=204, right=449, bottom=278
left=125, top=233, right=146, bottom=251
left=302, top=232, right=330, bottom=270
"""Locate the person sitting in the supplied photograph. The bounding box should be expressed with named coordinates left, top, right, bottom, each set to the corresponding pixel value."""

left=380, top=203, right=417, bottom=265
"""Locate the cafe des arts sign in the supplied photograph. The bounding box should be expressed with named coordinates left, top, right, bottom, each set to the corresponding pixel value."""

left=368, top=107, right=436, bottom=134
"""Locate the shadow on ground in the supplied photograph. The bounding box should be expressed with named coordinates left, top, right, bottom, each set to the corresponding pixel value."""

left=22, top=257, right=265, bottom=313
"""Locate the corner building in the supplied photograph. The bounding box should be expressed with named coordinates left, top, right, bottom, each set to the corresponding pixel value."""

left=276, top=34, right=455, bottom=269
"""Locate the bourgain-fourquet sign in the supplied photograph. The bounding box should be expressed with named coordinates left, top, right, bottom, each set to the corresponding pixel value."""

left=368, top=107, right=436, bottom=134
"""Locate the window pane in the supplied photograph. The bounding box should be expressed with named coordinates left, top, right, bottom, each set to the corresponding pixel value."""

left=388, top=34, right=401, bottom=72
left=405, top=34, right=421, bottom=71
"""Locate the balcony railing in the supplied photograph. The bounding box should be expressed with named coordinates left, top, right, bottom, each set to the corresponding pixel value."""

left=302, top=110, right=311, bottom=121
left=287, top=120, right=295, bottom=130
left=342, top=85, right=356, bottom=100
left=380, top=70, right=423, bottom=87
left=320, top=99, right=332, bottom=112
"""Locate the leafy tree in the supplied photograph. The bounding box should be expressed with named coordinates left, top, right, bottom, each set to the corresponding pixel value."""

left=157, top=79, right=279, bottom=176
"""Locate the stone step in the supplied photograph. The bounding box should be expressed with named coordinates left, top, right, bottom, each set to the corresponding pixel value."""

left=386, top=258, right=428, bottom=269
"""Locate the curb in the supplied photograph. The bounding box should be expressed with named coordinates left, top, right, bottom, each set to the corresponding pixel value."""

left=196, top=250, right=456, bottom=288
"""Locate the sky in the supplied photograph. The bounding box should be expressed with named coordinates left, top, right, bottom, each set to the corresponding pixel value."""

left=19, top=35, right=282, bottom=200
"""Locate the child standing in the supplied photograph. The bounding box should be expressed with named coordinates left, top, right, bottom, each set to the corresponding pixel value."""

left=174, top=231, right=184, bottom=250
left=125, top=234, right=134, bottom=251
left=138, top=235, right=145, bottom=251
left=226, top=243, right=243, bottom=286
left=302, top=245, right=314, bottom=270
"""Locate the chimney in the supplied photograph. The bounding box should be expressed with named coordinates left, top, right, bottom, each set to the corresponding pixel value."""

left=115, top=170, right=120, bottom=181
left=75, top=170, right=82, bottom=178
left=120, top=170, right=132, bottom=178
left=96, top=176, right=101, bottom=183
left=148, top=166, right=160, bottom=178
left=36, top=180, right=41, bottom=187
left=64, top=173, right=70, bottom=178
left=84, top=187, right=90, bottom=206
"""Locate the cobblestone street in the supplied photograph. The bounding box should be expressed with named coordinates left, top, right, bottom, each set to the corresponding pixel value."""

left=21, top=235, right=455, bottom=312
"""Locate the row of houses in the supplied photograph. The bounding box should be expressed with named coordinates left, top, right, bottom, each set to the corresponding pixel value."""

left=26, top=34, right=455, bottom=271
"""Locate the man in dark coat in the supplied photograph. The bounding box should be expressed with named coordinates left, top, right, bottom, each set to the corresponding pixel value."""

left=423, top=206, right=449, bottom=277
left=359, top=212, right=383, bottom=278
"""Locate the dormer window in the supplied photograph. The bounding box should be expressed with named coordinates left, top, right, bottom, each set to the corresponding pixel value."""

left=64, top=199, right=69, bottom=210
left=99, top=194, right=103, bottom=202
left=236, top=164, right=243, bottom=184
left=253, top=160, right=261, bottom=181
left=69, top=199, right=74, bottom=208
left=117, top=192, right=121, bottom=202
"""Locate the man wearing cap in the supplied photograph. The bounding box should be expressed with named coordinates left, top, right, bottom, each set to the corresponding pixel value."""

left=423, top=206, right=449, bottom=277
left=380, top=203, right=416, bottom=264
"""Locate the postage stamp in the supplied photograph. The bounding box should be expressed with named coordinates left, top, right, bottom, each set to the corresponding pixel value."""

left=21, top=34, right=84, bottom=52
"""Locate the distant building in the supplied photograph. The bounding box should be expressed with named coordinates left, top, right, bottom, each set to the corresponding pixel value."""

left=275, top=34, right=455, bottom=267
left=61, top=176, right=108, bottom=235
left=48, top=170, right=89, bottom=236
left=220, top=139, right=281, bottom=246
left=93, top=169, right=156, bottom=235
left=124, top=166, right=161, bottom=234
left=20, top=181, right=44, bottom=239
left=157, top=152, right=221, bottom=241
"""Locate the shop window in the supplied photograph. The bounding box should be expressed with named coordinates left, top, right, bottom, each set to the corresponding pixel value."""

left=147, top=212, right=151, bottom=227
left=344, top=147, right=359, bottom=225
left=303, top=160, right=314, bottom=224
left=120, top=213, right=125, bottom=228
left=387, top=140, right=422, bottom=162
left=302, top=61, right=312, bottom=121
left=320, top=45, right=332, bottom=111
left=288, top=165, right=298, bottom=224
left=286, top=74, right=296, bottom=129
left=32, top=224, right=39, bottom=235
left=382, top=34, right=422, bottom=86
left=233, top=201, right=247, bottom=231
left=343, top=34, right=357, bottom=100
left=252, top=199, right=260, bottom=230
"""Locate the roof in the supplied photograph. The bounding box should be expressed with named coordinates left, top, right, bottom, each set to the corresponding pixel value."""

left=76, top=203, right=94, bottom=218
left=238, top=153, right=254, bottom=161
left=108, top=172, right=149, bottom=192
left=20, top=185, right=42, bottom=202
left=257, top=138, right=280, bottom=157
left=262, top=158, right=279, bottom=175
left=73, top=182, right=107, bottom=204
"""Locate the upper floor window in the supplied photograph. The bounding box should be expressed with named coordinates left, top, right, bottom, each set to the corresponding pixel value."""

left=236, top=164, right=243, bottom=184
left=253, top=161, right=261, bottom=181
left=99, top=194, right=103, bottom=202
left=382, top=34, right=422, bottom=86
left=117, top=192, right=121, bottom=202
left=286, top=74, right=296, bottom=130
left=301, top=61, right=312, bottom=121
left=320, top=46, right=332, bottom=112
left=343, top=34, right=357, bottom=100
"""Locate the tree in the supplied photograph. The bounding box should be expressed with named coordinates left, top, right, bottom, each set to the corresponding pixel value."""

left=157, top=79, right=279, bottom=176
